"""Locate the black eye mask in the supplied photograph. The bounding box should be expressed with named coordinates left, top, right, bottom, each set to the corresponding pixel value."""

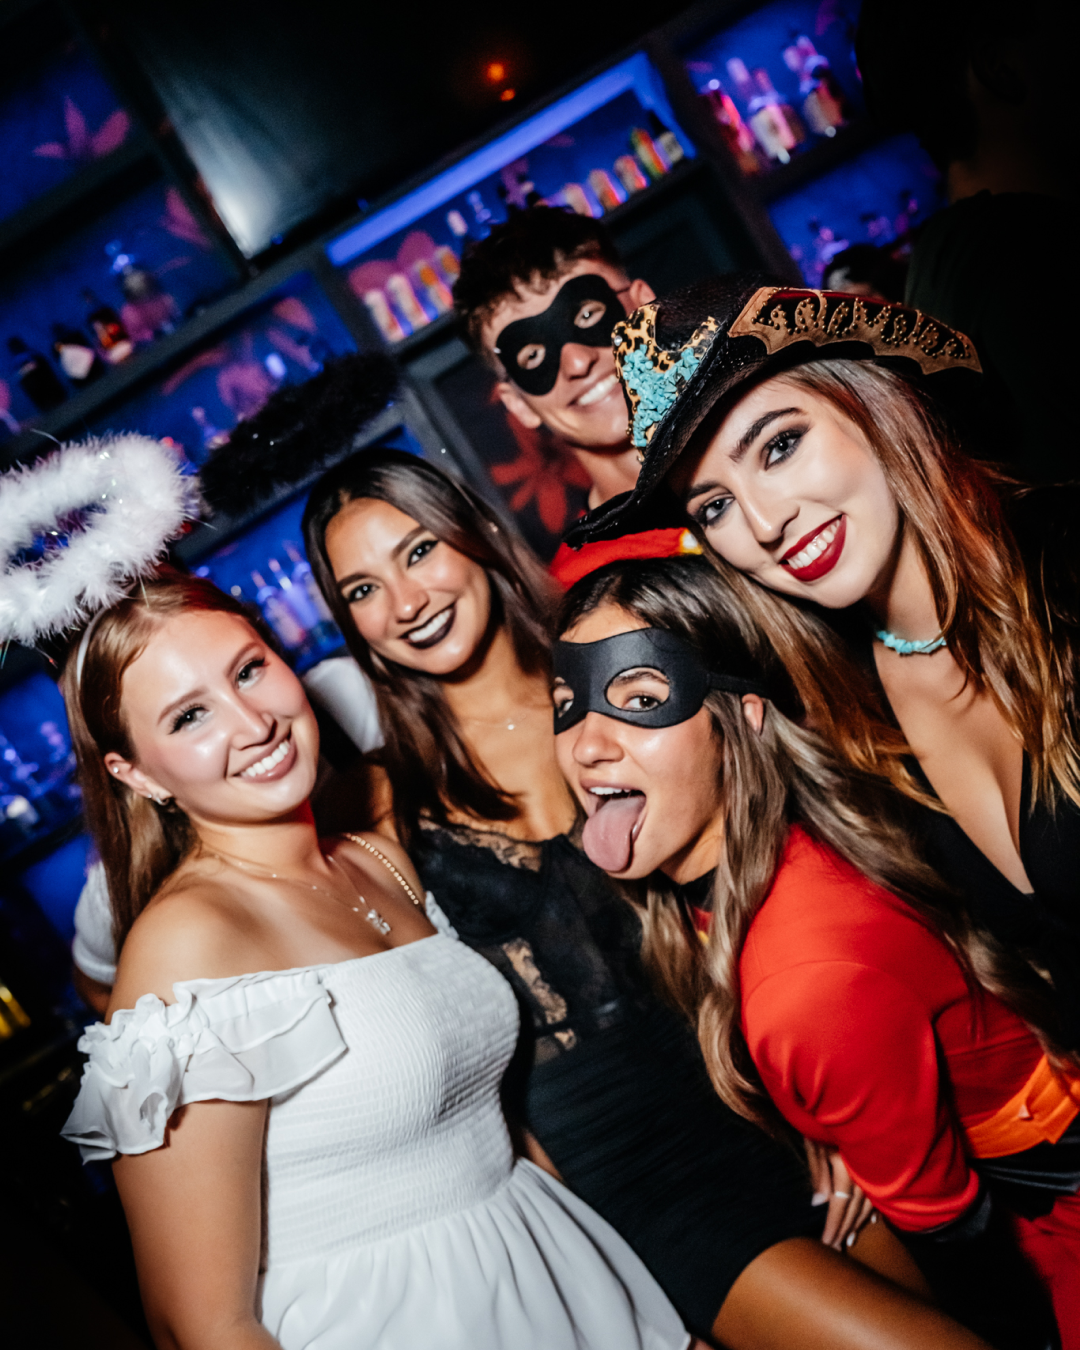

left=493, top=273, right=623, bottom=396
left=552, top=627, right=769, bottom=732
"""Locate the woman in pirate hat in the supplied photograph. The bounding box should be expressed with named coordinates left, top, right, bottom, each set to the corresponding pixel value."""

left=563, top=279, right=1080, bottom=1057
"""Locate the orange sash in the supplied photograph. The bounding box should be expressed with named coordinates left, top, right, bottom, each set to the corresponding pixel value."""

left=965, top=1055, right=1080, bottom=1159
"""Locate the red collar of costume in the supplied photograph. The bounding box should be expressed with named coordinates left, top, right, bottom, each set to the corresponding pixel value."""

left=550, top=526, right=702, bottom=589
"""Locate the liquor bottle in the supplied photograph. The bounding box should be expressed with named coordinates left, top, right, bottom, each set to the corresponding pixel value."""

left=413, top=259, right=454, bottom=315
left=6, top=338, right=65, bottom=411
left=51, top=323, right=106, bottom=386
left=251, top=570, right=307, bottom=651
left=700, top=80, right=763, bottom=175
left=559, top=183, right=597, bottom=217
left=587, top=170, right=626, bottom=212
left=82, top=289, right=134, bottom=364
left=433, top=245, right=461, bottom=287
left=647, top=112, right=686, bottom=169
left=363, top=290, right=407, bottom=344
left=385, top=273, right=431, bottom=332
left=783, top=37, right=848, bottom=137
left=191, top=406, right=228, bottom=452
left=267, top=557, right=319, bottom=631
left=282, top=537, right=337, bottom=642
left=629, top=127, right=670, bottom=181
left=107, top=240, right=178, bottom=340
left=726, top=60, right=800, bottom=164
left=613, top=155, right=649, bottom=195
left=466, top=190, right=495, bottom=237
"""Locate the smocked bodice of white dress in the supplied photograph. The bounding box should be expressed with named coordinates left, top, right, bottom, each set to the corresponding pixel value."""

left=63, top=927, right=687, bottom=1350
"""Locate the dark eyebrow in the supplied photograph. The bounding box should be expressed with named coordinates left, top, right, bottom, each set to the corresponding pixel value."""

left=336, top=524, right=428, bottom=592
left=732, top=407, right=801, bottom=463
left=683, top=407, right=802, bottom=502
left=607, top=667, right=669, bottom=687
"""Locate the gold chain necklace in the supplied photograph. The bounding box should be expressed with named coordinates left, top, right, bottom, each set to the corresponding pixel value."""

left=204, top=840, right=410, bottom=936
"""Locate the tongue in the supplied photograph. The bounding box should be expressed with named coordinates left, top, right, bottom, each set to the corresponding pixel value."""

left=581, top=795, right=646, bottom=873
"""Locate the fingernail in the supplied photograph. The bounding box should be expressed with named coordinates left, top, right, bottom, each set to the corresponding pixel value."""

left=846, top=1231, right=856, bottom=1248
left=811, top=1192, right=829, bottom=1206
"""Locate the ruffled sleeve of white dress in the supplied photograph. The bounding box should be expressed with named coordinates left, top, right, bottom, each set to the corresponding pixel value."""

left=61, top=967, right=346, bottom=1163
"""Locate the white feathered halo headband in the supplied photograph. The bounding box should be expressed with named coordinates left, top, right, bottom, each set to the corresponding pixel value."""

left=0, top=434, right=202, bottom=652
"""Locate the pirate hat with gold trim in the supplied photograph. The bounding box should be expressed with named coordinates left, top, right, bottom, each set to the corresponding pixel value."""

left=562, top=273, right=981, bottom=548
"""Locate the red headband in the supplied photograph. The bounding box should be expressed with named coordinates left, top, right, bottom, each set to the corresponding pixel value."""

left=549, top=527, right=702, bottom=590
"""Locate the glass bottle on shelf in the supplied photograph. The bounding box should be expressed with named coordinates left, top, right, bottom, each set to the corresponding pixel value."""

left=629, top=127, right=670, bottom=181
left=251, top=570, right=308, bottom=652
left=191, top=406, right=229, bottom=453
left=588, top=170, right=626, bottom=212
left=363, top=290, right=407, bottom=344
left=385, top=273, right=431, bottom=333
left=648, top=111, right=686, bottom=170
left=284, top=542, right=339, bottom=650
left=433, top=245, right=461, bottom=287
left=700, top=80, right=763, bottom=175
left=728, top=59, right=806, bottom=165
left=82, top=289, right=134, bottom=364
left=613, top=155, right=649, bottom=195
left=7, top=337, right=65, bottom=411
left=412, top=260, right=454, bottom=316
left=466, top=191, right=495, bottom=238
left=51, top=323, right=106, bottom=386
left=106, top=240, right=179, bottom=341
left=783, top=37, right=848, bottom=138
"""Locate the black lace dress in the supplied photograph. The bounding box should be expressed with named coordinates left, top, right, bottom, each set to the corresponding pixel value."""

left=411, top=819, right=823, bottom=1337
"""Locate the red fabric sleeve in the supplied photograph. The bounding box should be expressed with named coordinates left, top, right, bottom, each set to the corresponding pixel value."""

left=743, top=960, right=980, bottom=1231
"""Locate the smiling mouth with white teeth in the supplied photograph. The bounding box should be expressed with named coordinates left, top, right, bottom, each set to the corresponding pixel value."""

left=576, top=372, right=619, bottom=407
left=241, top=734, right=293, bottom=780
left=404, top=604, right=454, bottom=649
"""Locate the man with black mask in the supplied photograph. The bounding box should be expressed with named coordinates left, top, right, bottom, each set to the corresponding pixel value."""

left=454, top=206, right=655, bottom=512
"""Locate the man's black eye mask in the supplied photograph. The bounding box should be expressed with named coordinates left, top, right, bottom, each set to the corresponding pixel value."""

left=493, top=273, right=623, bottom=396
left=552, top=628, right=769, bottom=732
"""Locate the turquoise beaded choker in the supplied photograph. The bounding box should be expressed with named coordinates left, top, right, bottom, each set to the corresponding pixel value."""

left=876, top=629, right=946, bottom=657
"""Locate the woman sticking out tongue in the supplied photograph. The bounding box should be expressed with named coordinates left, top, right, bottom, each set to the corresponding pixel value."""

left=555, top=552, right=1080, bottom=1350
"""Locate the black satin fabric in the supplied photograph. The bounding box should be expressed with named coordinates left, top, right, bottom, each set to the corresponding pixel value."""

left=412, top=824, right=823, bottom=1337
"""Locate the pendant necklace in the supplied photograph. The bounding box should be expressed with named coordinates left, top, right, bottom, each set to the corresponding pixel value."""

left=205, top=846, right=394, bottom=935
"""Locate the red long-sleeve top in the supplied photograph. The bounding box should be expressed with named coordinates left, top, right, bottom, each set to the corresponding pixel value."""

left=739, top=828, right=1045, bottom=1231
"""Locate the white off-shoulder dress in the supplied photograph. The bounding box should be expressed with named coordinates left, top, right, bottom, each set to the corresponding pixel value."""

left=62, top=910, right=688, bottom=1350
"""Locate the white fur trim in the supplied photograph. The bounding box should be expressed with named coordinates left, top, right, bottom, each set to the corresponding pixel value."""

left=0, top=435, right=201, bottom=646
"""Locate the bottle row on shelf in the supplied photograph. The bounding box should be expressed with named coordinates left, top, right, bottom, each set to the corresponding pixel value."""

left=207, top=542, right=344, bottom=672
left=698, top=33, right=850, bottom=174
left=0, top=722, right=80, bottom=861
left=358, top=123, right=685, bottom=346
left=5, top=238, right=179, bottom=420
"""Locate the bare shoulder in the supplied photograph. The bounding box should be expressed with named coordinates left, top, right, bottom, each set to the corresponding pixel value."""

left=107, top=872, right=256, bottom=1017
left=333, top=830, right=425, bottom=904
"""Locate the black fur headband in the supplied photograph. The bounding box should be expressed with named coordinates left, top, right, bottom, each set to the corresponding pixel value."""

left=199, top=351, right=400, bottom=519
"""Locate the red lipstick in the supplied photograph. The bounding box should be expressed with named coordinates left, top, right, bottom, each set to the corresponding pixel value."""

left=780, top=515, right=846, bottom=582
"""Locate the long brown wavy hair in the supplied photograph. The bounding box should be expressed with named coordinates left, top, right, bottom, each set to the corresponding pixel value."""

left=59, top=570, right=252, bottom=950
left=689, top=359, right=1080, bottom=810
left=303, top=448, right=557, bottom=847
left=559, top=555, right=1075, bottom=1129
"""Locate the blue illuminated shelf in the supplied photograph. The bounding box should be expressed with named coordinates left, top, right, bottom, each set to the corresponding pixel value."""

left=328, top=52, right=695, bottom=348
